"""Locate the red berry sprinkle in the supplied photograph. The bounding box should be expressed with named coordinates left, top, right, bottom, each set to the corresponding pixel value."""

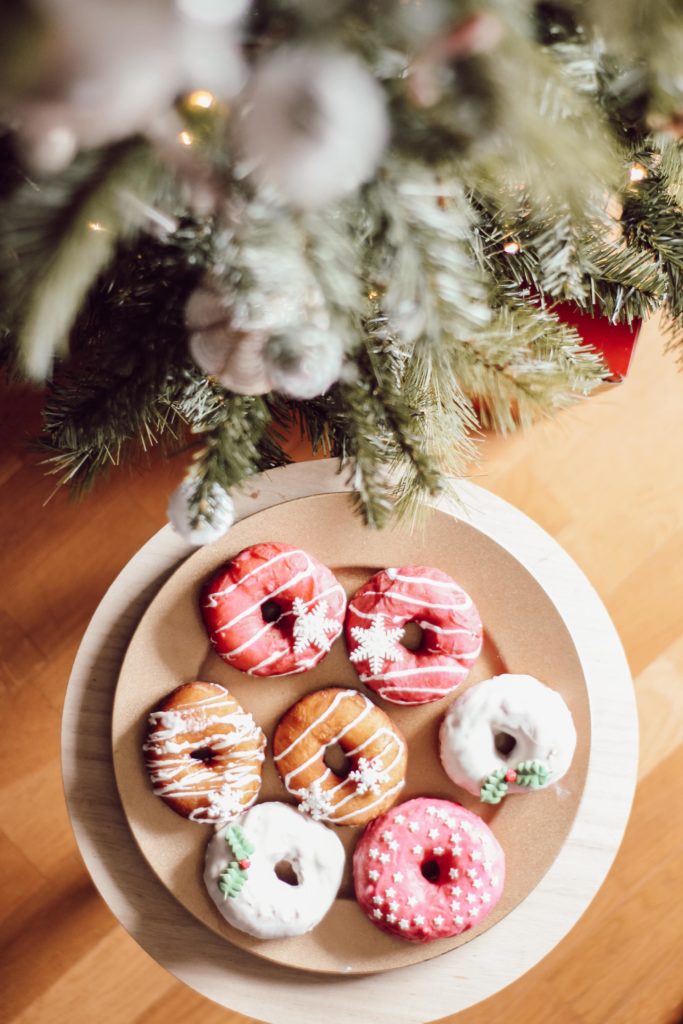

left=239, top=859, right=251, bottom=870
left=505, top=769, right=517, bottom=783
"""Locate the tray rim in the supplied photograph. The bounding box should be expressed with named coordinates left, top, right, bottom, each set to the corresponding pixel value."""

left=61, top=460, right=638, bottom=1024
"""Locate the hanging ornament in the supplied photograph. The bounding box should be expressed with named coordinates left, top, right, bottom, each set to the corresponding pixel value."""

left=408, top=12, right=503, bottom=108
left=167, top=476, right=235, bottom=545
left=236, top=47, right=390, bottom=209
left=263, top=326, right=344, bottom=399
left=185, top=284, right=272, bottom=395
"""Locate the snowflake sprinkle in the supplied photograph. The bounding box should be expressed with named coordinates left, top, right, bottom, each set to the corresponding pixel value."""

left=349, top=614, right=404, bottom=675
left=348, top=756, right=389, bottom=796
left=296, top=779, right=334, bottom=821
left=292, top=597, right=340, bottom=655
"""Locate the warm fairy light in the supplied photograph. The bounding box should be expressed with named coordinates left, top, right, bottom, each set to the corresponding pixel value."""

left=503, top=240, right=521, bottom=254
left=88, top=221, right=105, bottom=232
left=187, top=89, right=216, bottom=110
left=629, top=163, right=648, bottom=183
left=367, top=289, right=379, bottom=300
left=178, top=130, right=194, bottom=147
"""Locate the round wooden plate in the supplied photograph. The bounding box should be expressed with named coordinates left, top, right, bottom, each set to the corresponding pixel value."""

left=112, top=491, right=590, bottom=976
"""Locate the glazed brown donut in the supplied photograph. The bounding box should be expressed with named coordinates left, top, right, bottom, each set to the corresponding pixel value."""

left=143, top=681, right=266, bottom=823
left=273, top=687, right=407, bottom=827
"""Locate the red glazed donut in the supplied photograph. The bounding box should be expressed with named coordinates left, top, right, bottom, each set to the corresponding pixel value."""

left=353, top=797, right=505, bottom=943
left=345, top=566, right=482, bottom=705
left=202, top=542, right=346, bottom=676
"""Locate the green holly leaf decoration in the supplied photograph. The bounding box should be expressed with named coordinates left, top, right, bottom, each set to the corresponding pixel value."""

left=217, top=861, right=248, bottom=900
left=480, top=767, right=508, bottom=805
left=515, top=760, right=551, bottom=789
left=225, top=824, right=254, bottom=861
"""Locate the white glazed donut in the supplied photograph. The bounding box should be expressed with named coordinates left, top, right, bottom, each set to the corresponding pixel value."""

left=439, top=674, right=577, bottom=801
left=204, top=801, right=345, bottom=938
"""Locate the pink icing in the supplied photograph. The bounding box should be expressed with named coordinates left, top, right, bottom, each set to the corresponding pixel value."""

left=345, top=566, right=482, bottom=705
left=353, top=797, right=505, bottom=943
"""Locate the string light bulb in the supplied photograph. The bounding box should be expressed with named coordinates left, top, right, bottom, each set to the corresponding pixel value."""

left=629, top=163, right=648, bottom=183
left=88, top=221, right=105, bottom=232
left=186, top=89, right=216, bottom=111
left=178, top=130, right=194, bottom=147
left=503, top=240, right=521, bottom=255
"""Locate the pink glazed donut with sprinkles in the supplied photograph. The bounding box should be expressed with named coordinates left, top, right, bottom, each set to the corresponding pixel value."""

left=345, top=566, right=482, bottom=705
left=353, top=797, right=505, bottom=943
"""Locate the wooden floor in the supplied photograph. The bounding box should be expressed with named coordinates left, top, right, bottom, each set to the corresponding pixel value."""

left=1, top=315, right=682, bottom=1024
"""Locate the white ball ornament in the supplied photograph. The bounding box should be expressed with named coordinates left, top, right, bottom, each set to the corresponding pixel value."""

left=237, top=47, right=390, bottom=209
left=185, top=285, right=272, bottom=395
left=167, top=477, right=235, bottom=545
left=264, top=327, right=344, bottom=399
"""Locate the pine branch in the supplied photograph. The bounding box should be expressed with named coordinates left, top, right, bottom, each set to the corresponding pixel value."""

left=1, top=140, right=175, bottom=380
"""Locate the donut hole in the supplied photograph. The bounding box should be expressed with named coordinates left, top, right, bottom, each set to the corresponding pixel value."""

left=261, top=599, right=283, bottom=623
left=400, top=621, right=425, bottom=651
left=274, top=860, right=299, bottom=886
left=324, top=743, right=351, bottom=777
left=494, top=731, right=517, bottom=757
left=190, top=746, right=214, bottom=764
left=420, top=859, right=441, bottom=884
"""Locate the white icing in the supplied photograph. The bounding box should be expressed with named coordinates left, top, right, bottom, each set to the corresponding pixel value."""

left=439, top=674, right=577, bottom=797
left=203, top=548, right=311, bottom=608
left=357, top=589, right=472, bottom=612
left=204, top=802, right=344, bottom=939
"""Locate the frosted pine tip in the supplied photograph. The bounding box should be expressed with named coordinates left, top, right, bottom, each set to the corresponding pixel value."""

left=629, top=163, right=648, bottom=183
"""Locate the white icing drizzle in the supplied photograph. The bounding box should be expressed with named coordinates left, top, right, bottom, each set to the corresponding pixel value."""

left=357, top=589, right=472, bottom=612
left=203, top=547, right=311, bottom=608
left=273, top=689, right=357, bottom=762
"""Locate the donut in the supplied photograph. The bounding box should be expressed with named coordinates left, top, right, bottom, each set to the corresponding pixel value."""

left=439, top=674, right=577, bottom=802
left=143, top=681, right=266, bottom=823
left=204, top=801, right=345, bottom=938
left=202, top=542, right=346, bottom=676
left=353, top=797, right=505, bottom=943
left=345, top=566, right=482, bottom=705
left=273, top=687, right=407, bottom=827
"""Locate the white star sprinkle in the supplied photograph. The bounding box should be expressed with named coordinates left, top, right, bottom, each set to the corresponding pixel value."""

left=450, top=900, right=460, bottom=911
left=449, top=868, right=459, bottom=880
left=369, top=848, right=380, bottom=861
left=451, top=885, right=462, bottom=896
left=393, top=872, right=404, bottom=883
left=368, top=869, right=379, bottom=881
left=414, top=914, right=425, bottom=926
left=481, top=892, right=491, bottom=904
left=373, top=909, right=383, bottom=919
left=380, top=852, right=390, bottom=864
left=428, top=828, right=440, bottom=840
left=455, top=914, right=464, bottom=926
left=473, top=879, right=483, bottom=889
left=483, top=860, right=493, bottom=873
left=386, top=913, right=397, bottom=923
left=466, top=893, right=477, bottom=905
left=426, top=806, right=438, bottom=817
left=407, top=895, right=418, bottom=907
left=411, top=844, right=424, bottom=856
left=434, top=915, right=445, bottom=927
left=467, top=868, right=478, bottom=879
left=349, top=614, right=404, bottom=675
left=436, top=809, right=448, bottom=821
left=388, top=839, right=399, bottom=851
left=433, top=846, right=445, bottom=856
left=407, top=821, right=420, bottom=833
left=469, top=906, right=480, bottom=917
left=372, top=895, right=383, bottom=905
left=386, top=887, right=396, bottom=898
left=395, top=814, right=406, bottom=825
left=471, top=850, right=482, bottom=862
left=490, top=875, right=499, bottom=887
left=292, top=597, right=340, bottom=655
left=382, top=830, right=394, bottom=842
left=445, top=817, right=456, bottom=828
left=389, top=900, right=399, bottom=912
left=399, top=919, right=410, bottom=930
